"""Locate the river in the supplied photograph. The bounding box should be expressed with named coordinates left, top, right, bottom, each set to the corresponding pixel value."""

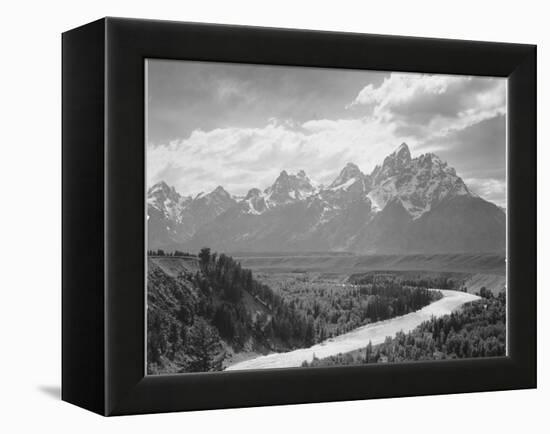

left=225, top=289, right=480, bottom=371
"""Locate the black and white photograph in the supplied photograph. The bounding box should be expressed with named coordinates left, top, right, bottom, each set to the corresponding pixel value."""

left=146, top=60, right=507, bottom=375
left=0, top=0, right=543, bottom=427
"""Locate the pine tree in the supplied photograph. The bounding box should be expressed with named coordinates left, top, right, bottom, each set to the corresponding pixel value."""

left=365, top=340, right=373, bottom=363
left=198, top=247, right=211, bottom=269
left=185, top=319, right=221, bottom=372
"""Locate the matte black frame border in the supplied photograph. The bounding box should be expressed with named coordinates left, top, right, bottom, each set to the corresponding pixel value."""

left=62, top=17, right=536, bottom=416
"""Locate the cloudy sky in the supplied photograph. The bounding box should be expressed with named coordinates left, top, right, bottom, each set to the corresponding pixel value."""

left=146, top=59, right=507, bottom=207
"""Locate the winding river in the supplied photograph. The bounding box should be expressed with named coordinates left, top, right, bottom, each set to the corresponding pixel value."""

left=225, top=289, right=479, bottom=371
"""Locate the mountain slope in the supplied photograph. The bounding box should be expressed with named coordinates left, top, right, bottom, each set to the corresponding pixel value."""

left=147, top=254, right=315, bottom=373
left=148, top=143, right=505, bottom=254
left=148, top=183, right=237, bottom=249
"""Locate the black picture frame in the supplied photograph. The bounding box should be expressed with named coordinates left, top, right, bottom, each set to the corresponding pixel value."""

left=62, top=17, right=536, bottom=416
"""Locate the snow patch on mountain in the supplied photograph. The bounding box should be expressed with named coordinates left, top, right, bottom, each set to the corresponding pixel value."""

left=329, top=177, right=358, bottom=191
left=147, top=181, right=192, bottom=223
left=329, top=163, right=364, bottom=189
left=242, top=188, right=268, bottom=215
left=263, top=169, right=318, bottom=207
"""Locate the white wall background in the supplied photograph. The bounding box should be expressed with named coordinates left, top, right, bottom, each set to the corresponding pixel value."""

left=0, top=0, right=546, bottom=431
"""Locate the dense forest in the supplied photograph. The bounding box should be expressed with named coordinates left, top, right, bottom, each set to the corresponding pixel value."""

left=257, top=272, right=442, bottom=341
left=301, top=290, right=506, bottom=368
left=148, top=249, right=444, bottom=373
left=147, top=249, right=196, bottom=257
left=348, top=271, right=465, bottom=290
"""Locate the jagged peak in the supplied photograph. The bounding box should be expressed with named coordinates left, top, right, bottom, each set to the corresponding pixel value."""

left=270, top=169, right=314, bottom=187
left=396, top=142, right=410, bottom=153
left=152, top=180, right=169, bottom=188
left=384, top=142, right=411, bottom=166
left=245, top=188, right=262, bottom=199
left=341, top=162, right=362, bottom=175
left=420, top=152, right=441, bottom=161
left=274, top=169, right=312, bottom=181
left=147, top=181, right=183, bottom=202
left=210, top=185, right=231, bottom=198
left=148, top=180, right=170, bottom=193
left=345, top=162, right=360, bottom=169
left=329, top=162, right=364, bottom=189
left=416, top=153, right=448, bottom=172
left=264, top=168, right=316, bottom=202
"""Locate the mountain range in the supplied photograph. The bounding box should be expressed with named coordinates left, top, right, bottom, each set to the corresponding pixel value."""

left=147, top=143, right=505, bottom=254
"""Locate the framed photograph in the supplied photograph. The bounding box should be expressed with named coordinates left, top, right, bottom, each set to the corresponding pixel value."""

left=62, top=17, right=536, bottom=415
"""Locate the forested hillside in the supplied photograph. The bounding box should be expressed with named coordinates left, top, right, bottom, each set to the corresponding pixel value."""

left=302, top=290, right=506, bottom=367
left=147, top=248, right=314, bottom=374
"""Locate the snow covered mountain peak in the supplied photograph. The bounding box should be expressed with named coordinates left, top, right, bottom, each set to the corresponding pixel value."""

left=148, top=181, right=181, bottom=201
left=329, top=162, right=365, bottom=190
left=242, top=188, right=268, bottom=215
left=211, top=185, right=232, bottom=198
left=147, top=181, right=192, bottom=223
left=245, top=188, right=262, bottom=199
left=368, top=146, right=470, bottom=218
left=264, top=169, right=316, bottom=204
left=195, top=186, right=235, bottom=210
left=385, top=142, right=411, bottom=167
left=395, top=142, right=411, bottom=162
left=371, top=143, right=412, bottom=184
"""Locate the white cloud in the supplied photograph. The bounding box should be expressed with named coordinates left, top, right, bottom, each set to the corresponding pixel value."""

left=465, top=177, right=506, bottom=207
left=349, top=73, right=459, bottom=111
left=148, top=72, right=507, bottom=206
left=148, top=116, right=419, bottom=197
left=349, top=72, right=506, bottom=141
